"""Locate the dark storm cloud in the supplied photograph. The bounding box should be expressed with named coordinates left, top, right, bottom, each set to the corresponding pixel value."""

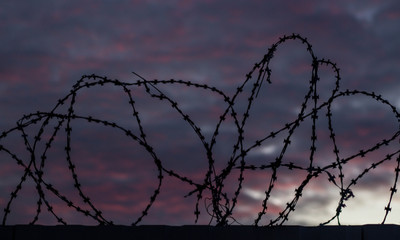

left=1, top=0, right=399, bottom=225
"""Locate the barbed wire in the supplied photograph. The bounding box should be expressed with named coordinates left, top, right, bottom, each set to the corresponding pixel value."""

left=1, top=33, right=399, bottom=226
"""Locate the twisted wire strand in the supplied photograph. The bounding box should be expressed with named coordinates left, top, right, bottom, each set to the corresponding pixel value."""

left=0, top=33, right=399, bottom=226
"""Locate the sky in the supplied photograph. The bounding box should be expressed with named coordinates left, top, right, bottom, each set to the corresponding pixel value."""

left=0, top=0, right=400, bottom=226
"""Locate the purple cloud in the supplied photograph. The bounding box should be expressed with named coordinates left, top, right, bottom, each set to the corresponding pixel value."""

left=1, top=0, right=400, bottom=226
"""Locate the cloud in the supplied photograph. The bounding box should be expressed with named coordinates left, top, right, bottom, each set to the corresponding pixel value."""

left=1, top=0, right=399, bottom=225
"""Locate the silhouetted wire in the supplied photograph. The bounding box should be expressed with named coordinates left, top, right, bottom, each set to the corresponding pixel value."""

left=0, top=33, right=399, bottom=226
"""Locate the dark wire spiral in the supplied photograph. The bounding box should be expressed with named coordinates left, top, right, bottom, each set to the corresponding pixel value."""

left=1, top=34, right=399, bottom=226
